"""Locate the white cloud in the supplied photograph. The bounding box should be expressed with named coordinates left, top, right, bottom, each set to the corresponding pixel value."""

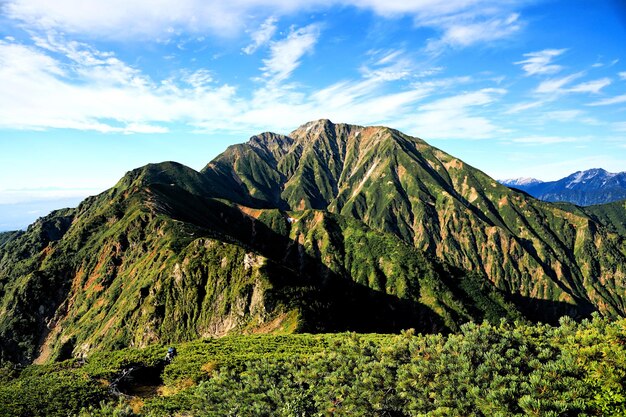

left=510, top=135, right=585, bottom=145
left=534, top=72, right=583, bottom=94
left=588, top=94, right=626, bottom=106
left=261, top=24, right=319, bottom=83
left=182, top=69, right=214, bottom=89
left=4, top=0, right=527, bottom=46
left=359, top=49, right=416, bottom=82
left=619, top=71, right=626, bottom=80
left=0, top=35, right=453, bottom=135
left=420, top=88, right=506, bottom=110
left=409, top=88, right=507, bottom=139
left=426, top=13, right=522, bottom=53
left=544, top=110, right=584, bottom=121
left=533, top=72, right=611, bottom=96
left=505, top=100, right=545, bottom=114
left=242, top=16, right=278, bottom=54
left=0, top=38, right=239, bottom=133
left=515, top=49, right=567, bottom=76
left=568, top=78, right=611, bottom=94
left=5, top=0, right=259, bottom=38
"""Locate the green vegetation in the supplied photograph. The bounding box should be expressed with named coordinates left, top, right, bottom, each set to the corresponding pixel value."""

left=0, top=168, right=522, bottom=364
left=1, top=119, right=625, bottom=369
left=2, top=316, right=626, bottom=416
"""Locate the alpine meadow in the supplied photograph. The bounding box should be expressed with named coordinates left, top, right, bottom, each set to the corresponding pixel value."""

left=1, top=1, right=626, bottom=416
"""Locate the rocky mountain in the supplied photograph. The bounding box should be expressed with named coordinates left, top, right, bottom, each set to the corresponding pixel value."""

left=501, top=168, right=626, bottom=206
left=1, top=120, right=626, bottom=364
left=499, top=177, right=543, bottom=188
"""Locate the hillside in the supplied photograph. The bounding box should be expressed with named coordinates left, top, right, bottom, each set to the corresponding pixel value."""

left=1, top=120, right=626, bottom=365
left=502, top=168, right=626, bottom=206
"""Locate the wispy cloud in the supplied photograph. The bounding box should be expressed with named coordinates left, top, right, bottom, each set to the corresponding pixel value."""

left=242, top=16, right=278, bottom=54
left=261, top=24, right=320, bottom=83
left=534, top=72, right=584, bottom=94
left=544, top=110, right=584, bottom=121
left=0, top=38, right=238, bottom=133
left=409, top=88, right=507, bottom=139
left=360, top=49, right=416, bottom=82
left=0, top=35, right=448, bottom=135
left=588, top=94, right=626, bottom=106
left=515, top=48, right=567, bottom=76
left=531, top=73, right=611, bottom=96
left=182, top=69, right=214, bottom=89
left=4, top=0, right=528, bottom=46
left=568, top=78, right=611, bottom=94
left=509, top=135, right=586, bottom=145
left=505, top=100, right=545, bottom=114
left=619, top=71, right=626, bottom=80
left=426, top=13, right=522, bottom=54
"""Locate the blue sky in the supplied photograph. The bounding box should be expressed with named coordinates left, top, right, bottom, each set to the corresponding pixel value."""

left=0, top=0, right=625, bottom=230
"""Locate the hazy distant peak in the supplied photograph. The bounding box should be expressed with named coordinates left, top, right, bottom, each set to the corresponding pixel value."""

left=500, top=177, right=543, bottom=187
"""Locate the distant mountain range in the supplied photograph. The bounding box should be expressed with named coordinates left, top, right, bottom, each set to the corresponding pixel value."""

left=1, top=120, right=626, bottom=365
left=501, top=168, right=626, bottom=206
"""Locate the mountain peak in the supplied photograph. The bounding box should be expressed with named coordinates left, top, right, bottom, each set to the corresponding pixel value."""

left=500, top=177, right=543, bottom=187
left=293, top=118, right=336, bottom=133
left=247, top=132, right=295, bottom=156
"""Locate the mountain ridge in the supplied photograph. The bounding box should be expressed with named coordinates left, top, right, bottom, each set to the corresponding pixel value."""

left=501, top=168, right=626, bottom=206
left=1, top=119, right=625, bottom=364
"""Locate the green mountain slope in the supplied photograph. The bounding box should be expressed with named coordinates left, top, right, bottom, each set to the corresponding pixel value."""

left=0, top=160, right=518, bottom=364
left=1, top=119, right=625, bottom=364
left=203, top=119, right=626, bottom=318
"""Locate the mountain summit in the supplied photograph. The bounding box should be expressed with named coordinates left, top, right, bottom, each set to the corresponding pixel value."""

left=1, top=120, right=625, bottom=364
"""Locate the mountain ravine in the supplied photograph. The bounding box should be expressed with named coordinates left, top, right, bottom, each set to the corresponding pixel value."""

left=1, top=119, right=625, bottom=364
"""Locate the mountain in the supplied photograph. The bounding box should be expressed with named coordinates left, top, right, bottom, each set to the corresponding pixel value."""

left=1, top=120, right=626, bottom=365
left=500, top=177, right=543, bottom=188
left=501, top=168, right=626, bottom=206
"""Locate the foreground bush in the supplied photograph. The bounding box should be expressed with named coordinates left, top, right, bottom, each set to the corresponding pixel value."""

left=2, top=315, right=626, bottom=416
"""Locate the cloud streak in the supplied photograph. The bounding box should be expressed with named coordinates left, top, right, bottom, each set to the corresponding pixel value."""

left=3, top=0, right=529, bottom=46
left=0, top=36, right=445, bottom=136
left=426, top=13, right=522, bottom=53
left=589, top=94, right=626, bottom=106
left=510, top=135, right=585, bottom=145
left=242, top=17, right=278, bottom=54
left=261, top=24, right=320, bottom=83
left=409, top=88, right=508, bottom=139
left=515, top=48, right=567, bottom=76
